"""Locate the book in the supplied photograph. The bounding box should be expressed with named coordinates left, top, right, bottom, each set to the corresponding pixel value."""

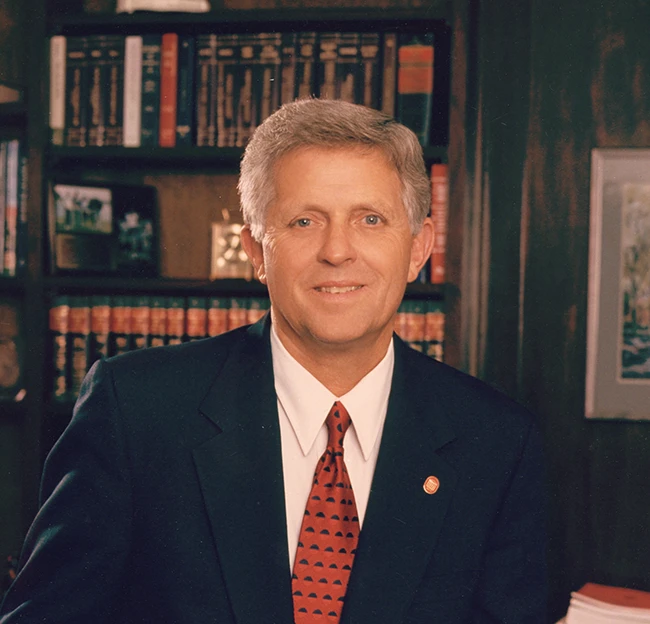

left=564, top=583, right=650, bottom=623
left=176, top=35, right=195, bottom=146
left=131, top=295, right=151, bottom=349
left=228, top=298, right=249, bottom=330
left=381, top=32, right=397, bottom=116
left=149, top=295, right=167, bottom=347
left=195, top=34, right=218, bottom=147
left=117, top=0, right=209, bottom=12
left=104, top=35, right=125, bottom=146
left=165, top=296, right=185, bottom=345
left=186, top=296, right=208, bottom=340
left=49, top=36, right=67, bottom=146
left=207, top=297, right=229, bottom=336
left=16, top=150, right=28, bottom=277
left=0, top=142, right=7, bottom=274
left=90, top=294, right=111, bottom=362
left=159, top=33, right=179, bottom=148
left=49, top=296, right=70, bottom=402
left=141, top=34, right=162, bottom=147
left=65, top=36, right=90, bottom=147
left=68, top=296, right=91, bottom=398
left=335, top=32, right=360, bottom=104
left=110, top=295, right=132, bottom=356
left=247, top=297, right=270, bottom=325
left=295, top=32, right=317, bottom=100
left=235, top=32, right=258, bottom=148
left=424, top=300, right=444, bottom=362
left=216, top=33, right=239, bottom=148
left=396, top=32, right=434, bottom=146
left=123, top=35, right=143, bottom=147
left=280, top=32, right=297, bottom=105
left=429, top=163, right=448, bottom=284
left=318, top=32, right=337, bottom=100
left=359, top=32, right=381, bottom=110
left=0, top=297, right=24, bottom=402
left=3, top=139, right=19, bottom=277
left=87, top=35, right=109, bottom=147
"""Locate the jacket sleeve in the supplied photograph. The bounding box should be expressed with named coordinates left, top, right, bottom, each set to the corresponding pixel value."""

left=473, top=420, right=548, bottom=623
left=0, top=358, right=133, bottom=623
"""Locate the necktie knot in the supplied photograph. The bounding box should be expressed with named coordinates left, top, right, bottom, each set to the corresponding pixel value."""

left=326, top=401, right=351, bottom=450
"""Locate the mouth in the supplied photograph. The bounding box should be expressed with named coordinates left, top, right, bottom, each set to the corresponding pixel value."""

left=314, top=285, right=364, bottom=294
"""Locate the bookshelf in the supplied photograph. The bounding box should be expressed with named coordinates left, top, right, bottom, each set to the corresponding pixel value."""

left=2, top=0, right=474, bottom=561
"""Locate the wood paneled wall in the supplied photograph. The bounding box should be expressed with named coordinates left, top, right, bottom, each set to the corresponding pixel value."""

left=472, top=0, right=650, bottom=619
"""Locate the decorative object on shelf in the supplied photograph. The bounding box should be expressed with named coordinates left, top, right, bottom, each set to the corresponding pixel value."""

left=586, top=148, right=650, bottom=419
left=0, top=82, right=22, bottom=104
left=210, top=219, right=253, bottom=280
left=49, top=182, right=159, bottom=276
left=0, top=297, right=24, bottom=402
left=116, top=0, right=210, bottom=13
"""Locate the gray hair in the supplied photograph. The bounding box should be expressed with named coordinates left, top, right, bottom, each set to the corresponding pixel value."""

left=238, top=98, right=431, bottom=241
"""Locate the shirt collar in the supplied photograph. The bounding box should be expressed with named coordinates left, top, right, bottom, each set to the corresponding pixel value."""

left=270, top=325, right=394, bottom=461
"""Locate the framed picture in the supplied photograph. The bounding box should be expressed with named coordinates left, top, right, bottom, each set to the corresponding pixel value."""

left=210, top=222, right=254, bottom=281
left=49, top=182, right=158, bottom=276
left=586, top=148, right=650, bottom=419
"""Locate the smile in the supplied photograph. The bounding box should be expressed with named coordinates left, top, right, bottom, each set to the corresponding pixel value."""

left=315, top=285, right=363, bottom=294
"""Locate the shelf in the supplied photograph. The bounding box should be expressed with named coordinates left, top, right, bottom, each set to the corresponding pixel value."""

left=44, top=275, right=269, bottom=296
left=0, top=102, right=27, bottom=125
left=43, top=275, right=444, bottom=299
left=0, top=276, right=25, bottom=295
left=48, top=145, right=447, bottom=168
left=49, top=5, right=451, bottom=35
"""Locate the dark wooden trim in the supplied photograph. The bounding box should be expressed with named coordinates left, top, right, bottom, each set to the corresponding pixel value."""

left=49, top=5, right=451, bottom=35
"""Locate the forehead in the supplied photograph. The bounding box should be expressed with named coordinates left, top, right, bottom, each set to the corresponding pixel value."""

left=271, top=145, right=399, bottom=187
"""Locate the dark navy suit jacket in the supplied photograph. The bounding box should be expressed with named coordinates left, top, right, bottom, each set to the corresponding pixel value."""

left=1, top=316, right=547, bottom=623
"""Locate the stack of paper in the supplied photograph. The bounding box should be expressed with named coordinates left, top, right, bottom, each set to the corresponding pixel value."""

left=565, top=583, right=650, bottom=623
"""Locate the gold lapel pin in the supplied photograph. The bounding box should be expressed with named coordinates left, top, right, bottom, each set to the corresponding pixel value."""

left=423, top=476, right=440, bottom=495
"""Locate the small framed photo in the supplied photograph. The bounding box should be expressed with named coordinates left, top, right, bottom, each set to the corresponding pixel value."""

left=210, top=222, right=254, bottom=280
left=50, top=182, right=158, bottom=276
left=586, top=149, right=650, bottom=419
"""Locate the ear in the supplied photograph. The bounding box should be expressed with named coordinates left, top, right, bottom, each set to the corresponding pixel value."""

left=241, top=224, right=267, bottom=284
left=407, top=217, right=435, bottom=283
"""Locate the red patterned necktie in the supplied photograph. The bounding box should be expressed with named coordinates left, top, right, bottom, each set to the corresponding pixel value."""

left=292, top=401, right=360, bottom=623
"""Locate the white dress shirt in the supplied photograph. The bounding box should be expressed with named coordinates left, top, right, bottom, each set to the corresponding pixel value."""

left=270, top=326, right=394, bottom=570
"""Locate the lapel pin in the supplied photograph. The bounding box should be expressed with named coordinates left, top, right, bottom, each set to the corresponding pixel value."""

left=423, top=476, right=440, bottom=495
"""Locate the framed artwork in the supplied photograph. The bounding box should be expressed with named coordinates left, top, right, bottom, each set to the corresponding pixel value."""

left=586, top=148, right=650, bottom=419
left=49, top=182, right=159, bottom=276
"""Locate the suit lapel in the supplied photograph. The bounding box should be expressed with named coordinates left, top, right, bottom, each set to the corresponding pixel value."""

left=342, top=338, right=458, bottom=624
left=192, top=317, right=294, bottom=624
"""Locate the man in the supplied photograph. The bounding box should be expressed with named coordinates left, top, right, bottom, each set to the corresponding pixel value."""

left=0, top=99, right=546, bottom=623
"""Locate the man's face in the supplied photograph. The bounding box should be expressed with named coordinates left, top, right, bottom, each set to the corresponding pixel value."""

left=242, top=146, right=433, bottom=356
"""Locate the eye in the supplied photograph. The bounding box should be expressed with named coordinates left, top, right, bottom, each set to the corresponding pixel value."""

left=294, top=218, right=312, bottom=228
left=364, top=214, right=382, bottom=225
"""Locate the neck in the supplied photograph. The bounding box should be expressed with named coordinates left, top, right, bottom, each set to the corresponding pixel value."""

left=273, top=324, right=392, bottom=396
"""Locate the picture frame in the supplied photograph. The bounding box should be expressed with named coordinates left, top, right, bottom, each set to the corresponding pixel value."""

left=49, top=182, right=159, bottom=277
left=586, top=148, right=650, bottom=419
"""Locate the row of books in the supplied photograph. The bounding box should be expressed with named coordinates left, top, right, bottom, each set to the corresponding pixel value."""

left=48, top=293, right=445, bottom=400
left=0, top=140, right=28, bottom=278
left=394, top=299, right=445, bottom=362
left=49, top=30, right=437, bottom=149
left=49, top=294, right=271, bottom=400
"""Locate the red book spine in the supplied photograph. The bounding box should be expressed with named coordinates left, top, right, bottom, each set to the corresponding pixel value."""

left=429, top=163, right=449, bottom=284
left=159, top=33, right=178, bottom=147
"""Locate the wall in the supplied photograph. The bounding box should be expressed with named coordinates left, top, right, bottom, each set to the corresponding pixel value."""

left=473, top=0, right=650, bottom=619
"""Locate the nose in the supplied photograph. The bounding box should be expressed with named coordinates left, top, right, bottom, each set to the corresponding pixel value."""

left=316, top=221, right=357, bottom=266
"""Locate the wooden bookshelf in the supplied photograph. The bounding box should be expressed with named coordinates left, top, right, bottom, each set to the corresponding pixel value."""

left=0, top=0, right=473, bottom=565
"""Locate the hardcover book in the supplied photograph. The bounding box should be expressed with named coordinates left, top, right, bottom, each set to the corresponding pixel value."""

left=396, top=32, right=434, bottom=146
